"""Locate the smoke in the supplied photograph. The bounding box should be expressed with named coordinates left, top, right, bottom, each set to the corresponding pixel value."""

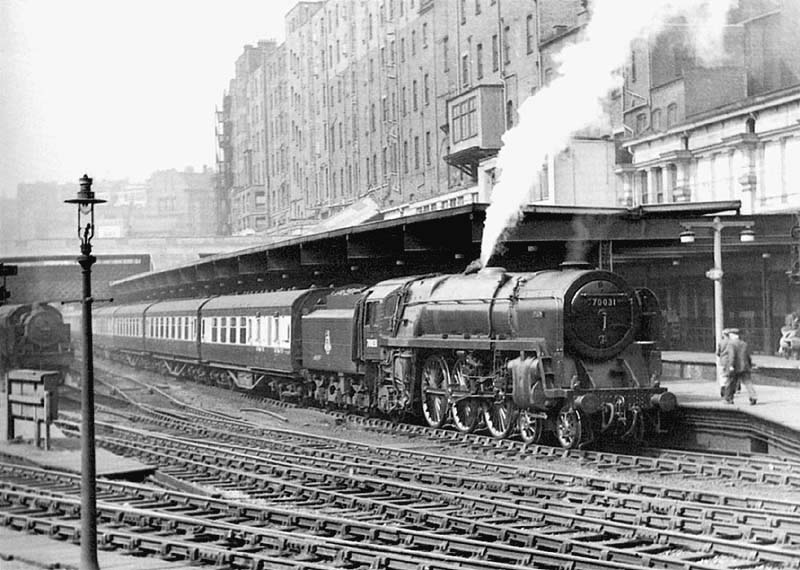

left=479, top=0, right=738, bottom=267
left=565, top=215, right=613, bottom=262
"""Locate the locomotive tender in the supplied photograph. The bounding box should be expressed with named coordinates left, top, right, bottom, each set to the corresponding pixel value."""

left=0, top=302, right=73, bottom=378
left=88, top=263, right=675, bottom=448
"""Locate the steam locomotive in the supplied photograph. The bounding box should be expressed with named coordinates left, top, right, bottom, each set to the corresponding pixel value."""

left=86, top=263, right=675, bottom=448
left=0, top=302, right=74, bottom=378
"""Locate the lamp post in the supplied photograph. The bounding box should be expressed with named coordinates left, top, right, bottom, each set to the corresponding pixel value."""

left=65, top=174, right=105, bottom=570
left=679, top=216, right=755, bottom=379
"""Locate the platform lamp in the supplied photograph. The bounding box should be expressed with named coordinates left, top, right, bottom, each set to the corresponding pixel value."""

left=65, top=174, right=105, bottom=570
left=679, top=216, right=755, bottom=381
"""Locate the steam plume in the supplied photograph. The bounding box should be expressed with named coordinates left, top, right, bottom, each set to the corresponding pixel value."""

left=480, top=0, right=738, bottom=267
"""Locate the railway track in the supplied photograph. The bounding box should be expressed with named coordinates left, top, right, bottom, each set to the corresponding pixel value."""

left=90, top=363, right=800, bottom=489
left=50, top=415, right=800, bottom=569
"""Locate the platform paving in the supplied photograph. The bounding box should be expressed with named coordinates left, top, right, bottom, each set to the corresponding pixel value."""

left=662, top=350, right=800, bottom=434
left=0, top=423, right=153, bottom=479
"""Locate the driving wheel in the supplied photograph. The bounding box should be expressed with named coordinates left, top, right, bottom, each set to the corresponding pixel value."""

left=420, top=354, right=450, bottom=428
left=450, top=358, right=480, bottom=433
left=484, top=398, right=516, bottom=438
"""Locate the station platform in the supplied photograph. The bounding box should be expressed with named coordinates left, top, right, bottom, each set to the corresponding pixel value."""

left=661, top=351, right=800, bottom=455
left=662, top=350, right=800, bottom=385
left=0, top=422, right=154, bottom=480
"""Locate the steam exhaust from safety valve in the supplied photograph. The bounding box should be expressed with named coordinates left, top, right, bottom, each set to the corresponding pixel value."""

left=479, top=0, right=737, bottom=267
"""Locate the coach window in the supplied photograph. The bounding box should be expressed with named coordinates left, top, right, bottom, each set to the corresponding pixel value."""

left=278, top=315, right=291, bottom=349
left=211, top=317, right=218, bottom=343
left=239, top=317, right=247, bottom=344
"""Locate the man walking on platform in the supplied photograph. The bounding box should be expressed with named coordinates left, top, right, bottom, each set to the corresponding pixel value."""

left=719, top=328, right=757, bottom=405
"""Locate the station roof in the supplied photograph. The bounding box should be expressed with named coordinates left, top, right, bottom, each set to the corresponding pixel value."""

left=110, top=200, right=781, bottom=302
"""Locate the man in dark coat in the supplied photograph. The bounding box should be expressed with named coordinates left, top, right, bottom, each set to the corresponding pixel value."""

left=720, top=328, right=757, bottom=405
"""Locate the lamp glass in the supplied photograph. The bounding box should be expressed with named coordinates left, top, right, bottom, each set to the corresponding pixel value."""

left=739, top=228, right=755, bottom=243
left=679, top=230, right=695, bottom=244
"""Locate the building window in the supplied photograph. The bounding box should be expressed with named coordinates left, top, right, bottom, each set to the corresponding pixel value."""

left=460, top=0, right=466, bottom=24
left=371, top=103, right=376, bottom=131
left=443, top=35, right=450, bottom=72
left=654, top=166, right=664, bottom=203
left=413, top=79, right=418, bottom=110
left=635, top=113, right=646, bottom=134
left=475, top=0, right=481, bottom=14
left=503, top=25, right=511, bottom=65
left=401, top=37, right=406, bottom=62
left=414, top=135, right=420, bottom=169
left=402, top=86, right=407, bottom=115
left=666, top=103, right=677, bottom=128
left=639, top=171, right=648, bottom=204
left=412, top=30, right=416, bottom=55
left=492, top=34, right=499, bottom=71
left=422, top=23, right=428, bottom=48
left=451, top=96, right=477, bottom=143
left=424, top=73, right=430, bottom=105
left=526, top=14, right=534, bottom=54
left=668, top=164, right=678, bottom=201
left=476, top=43, right=484, bottom=79
left=425, top=131, right=431, bottom=165
left=506, top=100, right=515, bottom=127
left=461, top=53, right=470, bottom=87
left=403, top=140, right=409, bottom=173
left=650, top=108, right=662, bottom=131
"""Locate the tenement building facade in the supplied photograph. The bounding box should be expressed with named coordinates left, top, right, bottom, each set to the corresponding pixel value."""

left=218, top=0, right=800, bottom=235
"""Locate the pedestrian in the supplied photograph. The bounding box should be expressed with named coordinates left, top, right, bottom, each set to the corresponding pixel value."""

left=716, top=329, right=731, bottom=399
left=720, top=328, right=757, bottom=405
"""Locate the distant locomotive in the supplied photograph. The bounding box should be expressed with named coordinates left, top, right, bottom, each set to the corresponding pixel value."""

left=0, top=302, right=73, bottom=377
left=86, top=264, right=675, bottom=448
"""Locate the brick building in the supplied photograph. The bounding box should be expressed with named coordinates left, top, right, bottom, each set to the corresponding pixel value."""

left=219, top=0, right=616, bottom=234
left=218, top=0, right=800, bottom=234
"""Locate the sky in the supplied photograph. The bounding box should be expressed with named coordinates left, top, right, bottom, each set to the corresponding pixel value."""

left=0, top=0, right=297, bottom=197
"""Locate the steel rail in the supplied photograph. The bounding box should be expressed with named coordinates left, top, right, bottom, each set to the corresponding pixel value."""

left=66, top=420, right=800, bottom=569
left=0, top=469, right=680, bottom=570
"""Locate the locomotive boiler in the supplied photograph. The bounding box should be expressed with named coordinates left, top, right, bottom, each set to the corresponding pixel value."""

left=0, top=302, right=73, bottom=377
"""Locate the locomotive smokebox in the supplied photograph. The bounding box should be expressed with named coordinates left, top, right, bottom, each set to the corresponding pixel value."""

left=559, top=261, right=594, bottom=270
